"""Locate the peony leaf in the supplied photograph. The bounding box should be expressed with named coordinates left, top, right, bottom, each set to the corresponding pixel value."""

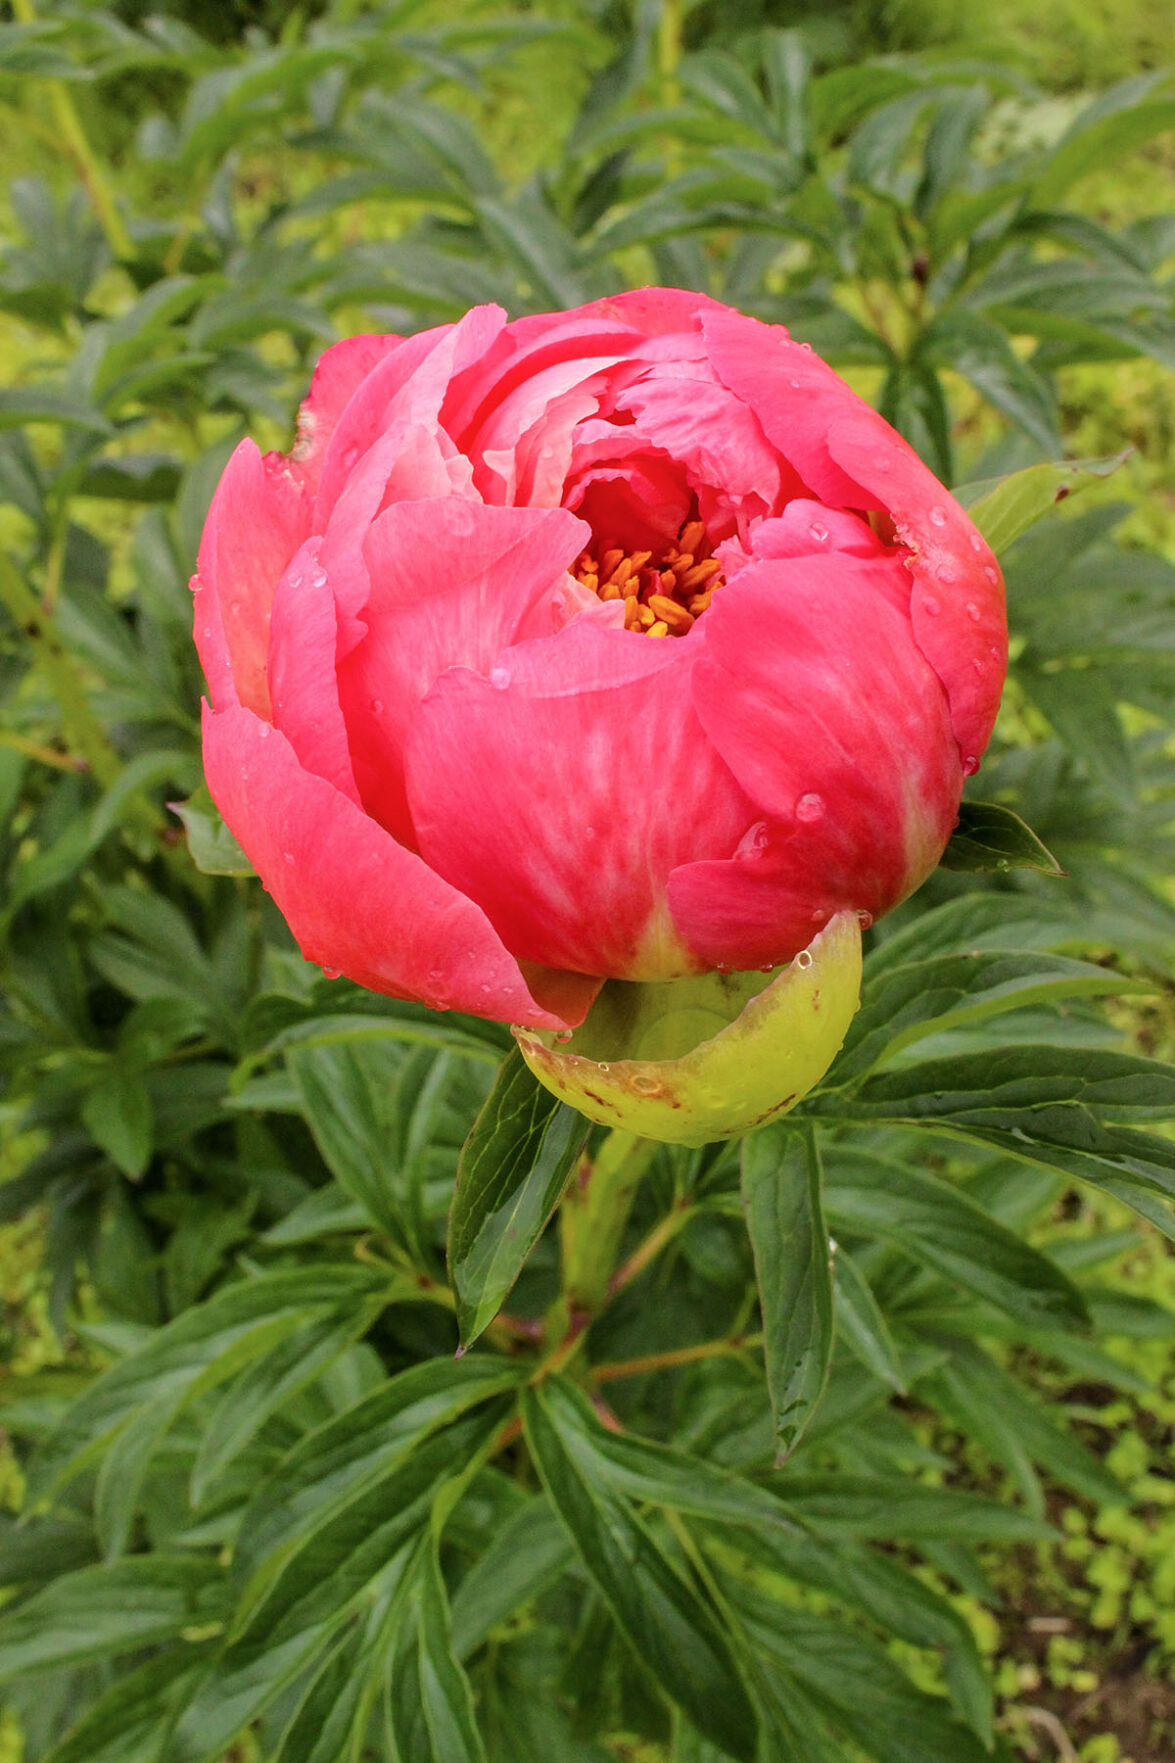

left=955, top=451, right=1128, bottom=553
left=939, top=799, right=1063, bottom=875
left=170, top=782, right=254, bottom=876
left=448, top=1050, right=590, bottom=1348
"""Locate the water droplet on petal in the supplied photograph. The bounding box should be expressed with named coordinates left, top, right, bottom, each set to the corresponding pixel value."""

left=554, top=1028, right=573, bottom=1043
left=922, top=596, right=940, bottom=617
left=972, top=656, right=984, bottom=675
left=789, top=378, right=801, bottom=390
left=283, top=850, right=294, bottom=865
left=808, top=521, right=829, bottom=545
left=965, top=602, right=980, bottom=622
left=257, top=722, right=271, bottom=738
left=962, top=754, right=980, bottom=776
left=984, top=564, right=999, bottom=584
left=970, top=532, right=985, bottom=553
left=760, top=962, right=775, bottom=973
left=321, top=966, right=341, bottom=980
left=735, top=820, right=771, bottom=859
left=796, top=792, right=825, bottom=823
left=490, top=665, right=511, bottom=689
left=937, top=564, right=956, bottom=585
left=928, top=506, right=947, bottom=527
left=810, top=906, right=828, bottom=922
left=370, top=698, right=384, bottom=715
left=794, top=949, right=814, bottom=970
left=856, top=908, right=873, bottom=928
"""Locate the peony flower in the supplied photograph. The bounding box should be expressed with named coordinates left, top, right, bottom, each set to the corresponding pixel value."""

left=193, top=289, right=1005, bottom=1134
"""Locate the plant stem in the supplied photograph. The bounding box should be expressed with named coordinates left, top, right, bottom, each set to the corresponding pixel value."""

left=609, top=1198, right=694, bottom=1299
left=591, top=1334, right=763, bottom=1386
left=561, top=1130, right=658, bottom=1316
left=11, top=0, right=134, bottom=260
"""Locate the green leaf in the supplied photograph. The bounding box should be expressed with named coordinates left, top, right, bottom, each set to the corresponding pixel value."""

left=920, top=311, right=1058, bottom=453
left=521, top=1381, right=759, bottom=1760
left=44, top=1646, right=214, bottom=1763
left=0, top=1556, right=223, bottom=1680
left=956, top=453, right=1127, bottom=552
left=448, top=1049, right=590, bottom=1346
left=821, top=1147, right=1088, bottom=1329
left=767, top=1473, right=1054, bottom=1542
left=939, top=800, right=1064, bottom=875
left=741, top=1124, right=833, bottom=1458
left=833, top=1248, right=906, bottom=1392
left=1030, top=94, right=1175, bottom=208
left=0, top=386, right=113, bottom=433
left=833, top=948, right=1143, bottom=1083
left=918, top=1337, right=1124, bottom=1511
left=81, top=1067, right=154, bottom=1179
left=413, top=1539, right=488, bottom=1762
left=449, top=1498, right=573, bottom=1660
left=170, top=782, right=254, bottom=876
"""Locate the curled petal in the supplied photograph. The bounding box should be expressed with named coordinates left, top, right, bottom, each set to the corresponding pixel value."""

left=267, top=537, right=361, bottom=806
left=292, top=333, right=403, bottom=495
left=337, top=499, right=589, bottom=844
left=674, top=553, right=961, bottom=969
left=701, top=305, right=1007, bottom=760
left=202, top=702, right=584, bottom=1028
left=404, top=623, right=754, bottom=980
left=193, top=440, right=310, bottom=717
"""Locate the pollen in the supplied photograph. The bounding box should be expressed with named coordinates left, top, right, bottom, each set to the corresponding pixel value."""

left=572, top=517, right=725, bottom=636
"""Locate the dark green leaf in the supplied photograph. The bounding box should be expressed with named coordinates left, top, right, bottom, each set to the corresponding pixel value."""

left=448, top=1049, right=590, bottom=1346
left=940, top=800, right=1063, bottom=875
left=170, top=783, right=254, bottom=876
left=741, top=1124, right=833, bottom=1458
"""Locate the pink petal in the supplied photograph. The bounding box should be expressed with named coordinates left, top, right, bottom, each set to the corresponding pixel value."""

left=701, top=305, right=1007, bottom=761
left=336, top=500, right=589, bottom=844
left=314, top=306, right=508, bottom=526
left=202, top=702, right=580, bottom=1028
left=403, top=623, right=754, bottom=980
left=292, top=334, right=403, bottom=495
left=192, top=440, right=311, bottom=717
left=672, top=553, right=961, bottom=969
left=267, top=537, right=361, bottom=806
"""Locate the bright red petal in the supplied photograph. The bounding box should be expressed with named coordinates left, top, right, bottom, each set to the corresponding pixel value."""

left=267, top=537, right=361, bottom=806
left=192, top=440, right=310, bottom=717
left=673, top=553, right=961, bottom=968
left=202, top=702, right=579, bottom=1027
left=403, top=623, right=754, bottom=980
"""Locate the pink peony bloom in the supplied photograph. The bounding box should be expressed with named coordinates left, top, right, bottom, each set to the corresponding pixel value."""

left=193, top=289, right=1006, bottom=1034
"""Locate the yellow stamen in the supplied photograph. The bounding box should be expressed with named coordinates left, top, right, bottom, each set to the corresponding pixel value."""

left=572, top=515, right=726, bottom=638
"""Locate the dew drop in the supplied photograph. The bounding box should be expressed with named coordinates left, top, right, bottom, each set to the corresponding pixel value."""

left=922, top=595, right=940, bottom=617
left=599, top=1063, right=611, bottom=1073
left=789, top=378, right=801, bottom=390
left=798, top=341, right=813, bottom=353
left=936, top=564, right=957, bottom=585
left=632, top=1073, right=662, bottom=1094
left=735, top=820, right=771, bottom=859
left=321, top=966, right=341, bottom=980
left=808, top=521, right=829, bottom=545
left=489, top=665, right=511, bottom=690
left=796, top=791, right=825, bottom=823
left=928, top=506, right=947, bottom=527
left=283, top=850, right=294, bottom=865
left=309, top=566, right=327, bottom=590
left=965, top=601, right=980, bottom=622
left=962, top=754, right=980, bottom=776
left=856, top=908, right=873, bottom=928
left=983, top=564, right=999, bottom=584
left=554, top=1028, right=573, bottom=1044
left=810, top=906, right=828, bottom=923
left=972, top=656, right=984, bottom=675
left=794, top=948, right=814, bottom=970
left=969, top=532, right=985, bottom=553
left=760, top=962, right=775, bottom=973
left=257, top=722, right=271, bottom=738
left=370, top=697, right=384, bottom=715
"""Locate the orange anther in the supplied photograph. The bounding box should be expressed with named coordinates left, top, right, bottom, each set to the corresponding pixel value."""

left=681, top=559, right=721, bottom=591
left=671, top=553, right=695, bottom=575
left=688, top=590, right=714, bottom=615
left=648, top=620, right=670, bottom=638
left=601, top=548, right=624, bottom=578
left=680, top=520, right=705, bottom=555
left=600, top=582, right=623, bottom=601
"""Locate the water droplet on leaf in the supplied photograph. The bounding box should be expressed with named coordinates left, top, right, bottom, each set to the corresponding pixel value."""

left=794, top=949, right=814, bottom=970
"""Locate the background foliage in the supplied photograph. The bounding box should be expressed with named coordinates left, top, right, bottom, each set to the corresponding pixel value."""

left=0, top=1, right=1173, bottom=1759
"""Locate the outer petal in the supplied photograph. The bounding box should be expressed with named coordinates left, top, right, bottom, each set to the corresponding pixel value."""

left=267, top=537, right=361, bottom=806
left=202, top=702, right=582, bottom=1028
left=336, top=500, right=589, bottom=844
left=701, top=306, right=1007, bottom=760
left=314, top=306, right=508, bottom=525
left=403, top=624, right=755, bottom=980
left=192, top=440, right=310, bottom=717
left=671, top=553, right=961, bottom=969
left=291, top=333, right=403, bottom=495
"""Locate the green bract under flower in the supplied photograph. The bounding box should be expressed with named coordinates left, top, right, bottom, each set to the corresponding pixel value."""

left=513, top=909, right=862, bottom=1145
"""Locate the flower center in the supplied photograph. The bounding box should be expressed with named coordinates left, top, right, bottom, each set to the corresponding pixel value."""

left=572, top=518, right=725, bottom=637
